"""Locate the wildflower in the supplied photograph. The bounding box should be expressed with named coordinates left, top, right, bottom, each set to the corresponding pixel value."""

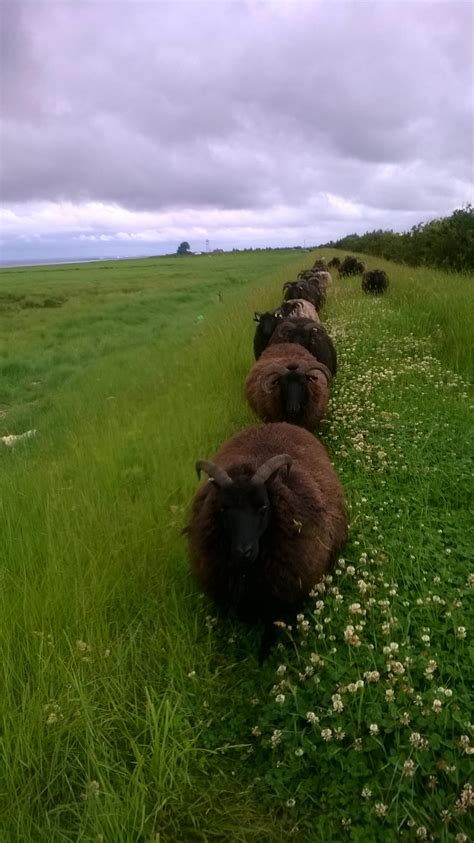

left=402, top=759, right=415, bottom=777
left=432, top=699, right=442, bottom=714
left=251, top=726, right=261, bottom=737
left=440, top=810, right=451, bottom=824
left=276, top=664, right=287, bottom=676
left=275, top=694, right=286, bottom=705
left=455, top=834, right=468, bottom=842
left=374, top=802, right=388, bottom=817
left=424, top=659, right=437, bottom=679
left=409, top=732, right=428, bottom=750
left=321, top=728, right=333, bottom=742
left=385, top=689, right=395, bottom=703
left=81, top=780, right=100, bottom=800
left=455, top=783, right=474, bottom=812
left=332, top=693, right=344, bottom=712
left=458, top=735, right=473, bottom=754
left=428, top=776, right=438, bottom=789
left=421, top=635, right=430, bottom=644
left=341, top=818, right=352, bottom=829
left=309, top=653, right=324, bottom=667
left=349, top=602, right=363, bottom=614
left=416, top=827, right=428, bottom=840
left=344, top=625, right=361, bottom=646
left=346, top=565, right=355, bottom=576
left=369, top=724, right=379, bottom=736
left=399, top=711, right=411, bottom=725
left=76, top=640, right=90, bottom=654
left=353, top=737, right=363, bottom=751
left=270, top=729, right=282, bottom=748
left=456, top=626, right=467, bottom=639
left=294, top=748, right=304, bottom=757
left=361, top=786, right=372, bottom=798
left=187, top=670, right=196, bottom=679
left=334, top=727, right=346, bottom=741
left=285, top=798, right=296, bottom=808
left=387, top=660, right=405, bottom=675
left=364, top=671, right=380, bottom=683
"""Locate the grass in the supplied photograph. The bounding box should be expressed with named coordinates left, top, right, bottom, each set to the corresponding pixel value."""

left=0, top=249, right=472, bottom=841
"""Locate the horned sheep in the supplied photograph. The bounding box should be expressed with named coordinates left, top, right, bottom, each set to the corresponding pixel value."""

left=339, top=256, right=366, bottom=277
left=245, top=343, right=331, bottom=429
left=283, top=279, right=326, bottom=312
left=268, top=317, right=338, bottom=376
left=188, top=423, right=348, bottom=660
left=253, top=300, right=319, bottom=359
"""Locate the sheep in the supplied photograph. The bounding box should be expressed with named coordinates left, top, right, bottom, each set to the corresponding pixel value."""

left=282, top=279, right=326, bottom=312
left=339, top=255, right=366, bottom=277
left=328, top=257, right=341, bottom=269
left=252, top=300, right=320, bottom=359
left=245, top=343, right=331, bottom=429
left=312, top=258, right=327, bottom=271
left=362, top=269, right=389, bottom=294
left=268, top=317, right=338, bottom=376
left=278, top=298, right=320, bottom=322
left=187, top=422, right=348, bottom=660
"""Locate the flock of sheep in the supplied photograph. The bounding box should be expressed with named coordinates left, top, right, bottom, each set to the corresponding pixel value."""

left=186, top=255, right=389, bottom=661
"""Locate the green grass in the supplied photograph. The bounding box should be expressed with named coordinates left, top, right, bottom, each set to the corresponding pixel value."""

left=0, top=250, right=472, bottom=841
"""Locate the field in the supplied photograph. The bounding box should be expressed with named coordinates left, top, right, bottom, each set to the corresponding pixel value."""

left=0, top=250, right=472, bottom=842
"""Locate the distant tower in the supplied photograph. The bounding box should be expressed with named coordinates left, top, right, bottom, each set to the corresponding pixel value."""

left=206, top=239, right=210, bottom=253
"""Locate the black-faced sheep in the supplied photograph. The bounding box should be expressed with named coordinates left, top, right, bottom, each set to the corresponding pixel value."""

left=188, top=422, right=348, bottom=660
left=362, top=269, right=389, bottom=294
left=268, top=317, right=338, bottom=376
left=253, top=300, right=320, bottom=359
left=339, top=256, right=366, bottom=277
left=282, top=279, right=326, bottom=312
left=245, top=343, right=331, bottom=429
left=328, top=257, right=341, bottom=269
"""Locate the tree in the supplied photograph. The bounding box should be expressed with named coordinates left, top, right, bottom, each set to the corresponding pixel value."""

left=177, top=241, right=191, bottom=255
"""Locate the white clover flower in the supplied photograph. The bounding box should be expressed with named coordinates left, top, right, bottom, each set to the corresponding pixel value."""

left=306, top=711, right=319, bottom=725
left=346, top=566, right=356, bottom=576
left=76, top=640, right=90, bottom=653
left=416, top=827, right=428, bottom=840
left=402, top=759, right=415, bottom=777
left=456, top=626, right=467, bottom=639
left=421, top=635, right=430, bottom=644
left=344, top=625, right=361, bottom=646
left=349, top=602, right=363, bottom=614
left=332, top=693, right=344, bottom=712
left=275, top=694, right=286, bottom=705
left=321, top=728, right=333, bottom=742
left=385, top=689, right=395, bottom=703
left=285, top=798, right=296, bottom=808
left=276, top=664, right=287, bottom=676
left=374, top=802, right=388, bottom=817
left=294, top=748, right=304, bottom=757
left=251, top=726, right=262, bottom=737
left=361, top=786, right=372, bottom=798
left=432, top=699, right=442, bottom=714
left=399, top=711, right=411, bottom=725
left=369, top=723, right=379, bottom=736
left=270, top=729, right=282, bottom=748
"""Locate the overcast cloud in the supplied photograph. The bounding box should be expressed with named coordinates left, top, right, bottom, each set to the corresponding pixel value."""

left=1, top=0, right=472, bottom=261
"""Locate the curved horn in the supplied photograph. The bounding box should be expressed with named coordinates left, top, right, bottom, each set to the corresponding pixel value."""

left=252, top=454, right=292, bottom=485
left=282, top=281, right=293, bottom=291
left=303, top=361, right=333, bottom=383
left=195, top=460, right=233, bottom=487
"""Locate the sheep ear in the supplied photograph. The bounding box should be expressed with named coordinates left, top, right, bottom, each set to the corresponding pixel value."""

left=254, top=311, right=262, bottom=322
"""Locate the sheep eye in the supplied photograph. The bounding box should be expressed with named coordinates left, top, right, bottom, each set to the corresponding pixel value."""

left=259, top=505, right=269, bottom=513
left=271, top=376, right=280, bottom=386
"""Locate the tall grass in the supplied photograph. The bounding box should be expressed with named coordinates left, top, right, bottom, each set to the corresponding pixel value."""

left=0, top=251, right=472, bottom=840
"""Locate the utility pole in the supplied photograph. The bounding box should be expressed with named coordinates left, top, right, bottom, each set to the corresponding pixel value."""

left=206, top=239, right=210, bottom=253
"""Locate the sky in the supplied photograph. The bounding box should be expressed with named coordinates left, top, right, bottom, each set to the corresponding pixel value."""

left=1, top=0, right=473, bottom=262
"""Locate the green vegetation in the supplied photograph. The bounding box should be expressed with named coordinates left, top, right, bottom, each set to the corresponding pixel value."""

left=324, top=205, right=474, bottom=272
left=1, top=251, right=472, bottom=841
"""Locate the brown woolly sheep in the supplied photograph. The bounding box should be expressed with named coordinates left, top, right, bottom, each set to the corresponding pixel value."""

left=268, top=317, right=337, bottom=375
left=312, top=258, right=328, bottom=270
left=282, top=279, right=326, bottom=311
left=339, top=256, right=366, bottom=277
left=362, top=269, right=389, bottom=294
left=328, top=257, right=341, bottom=269
left=188, top=422, right=348, bottom=660
left=252, top=300, right=320, bottom=359
left=245, top=343, right=331, bottom=429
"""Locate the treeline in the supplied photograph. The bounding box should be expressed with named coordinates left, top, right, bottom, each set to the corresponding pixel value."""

left=321, top=205, right=474, bottom=272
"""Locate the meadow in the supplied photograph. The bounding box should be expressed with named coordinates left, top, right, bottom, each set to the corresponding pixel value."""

left=0, top=250, right=472, bottom=842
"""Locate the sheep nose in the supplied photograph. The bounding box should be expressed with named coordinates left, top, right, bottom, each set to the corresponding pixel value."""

left=237, top=544, right=254, bottom=560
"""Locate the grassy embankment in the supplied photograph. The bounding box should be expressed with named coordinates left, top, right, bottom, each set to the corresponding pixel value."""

left=0, top=251, right=472, bottom=841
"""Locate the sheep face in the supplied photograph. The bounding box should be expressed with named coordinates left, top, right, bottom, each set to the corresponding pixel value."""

left=266, top=368, right=310, bottom=424
left=216, top=477, right=270, bottom=565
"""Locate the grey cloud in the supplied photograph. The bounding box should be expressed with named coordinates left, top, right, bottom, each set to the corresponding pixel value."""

left=0, top=0, right=472, bottom=248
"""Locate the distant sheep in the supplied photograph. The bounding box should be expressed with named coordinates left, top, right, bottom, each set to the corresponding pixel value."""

left=339, top=256, right=366, bottom=277
left=282, top=279, right=326, bottom=312
left=312, top=258, right=328, bottom=271
left=268, top=317, right=337, bottom=376
left=188, top=422, right=348, bottom=660
left=253, top=300, right=320, bottom=359
left=245, top=343, right=331, bottom=428
left=328, top=257, right=341, bottom=269
left=362, top=269, right=389, bottom=294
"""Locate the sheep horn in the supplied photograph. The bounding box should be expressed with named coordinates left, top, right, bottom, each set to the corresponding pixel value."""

left=252, top=454, right=292, bottom=485
left=195, top=461, right=233, bottom=487
left=303, top=361, right=333, bottom=383
left=253, top=311, right=262, bottom=322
